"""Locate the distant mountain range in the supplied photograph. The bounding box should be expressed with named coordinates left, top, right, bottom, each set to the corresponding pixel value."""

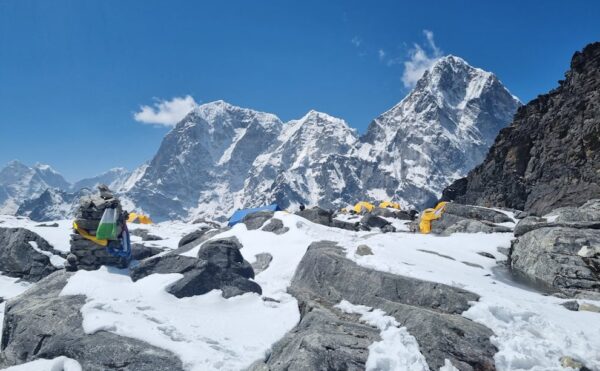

left=3, top=55, right=520, bottom=222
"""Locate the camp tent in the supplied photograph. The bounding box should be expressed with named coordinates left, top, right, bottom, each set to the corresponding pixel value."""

left=353, top=201, right=375, bottom=214
left=379, top=201, right=401, bottom=210
left=228, top=204, right=281, bottom=227
left=127, top=212, right=153, bottom=225
left=418, top=201, right=447, bottom=234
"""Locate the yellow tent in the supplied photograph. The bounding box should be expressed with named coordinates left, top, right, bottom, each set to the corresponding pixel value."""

left=127, top=212, right=153, bottom=225
left=353, top=201, right=375, bottom=214
left=379, top=201, right=401, bottom=210
left=418, top=201, right=447, bottom=234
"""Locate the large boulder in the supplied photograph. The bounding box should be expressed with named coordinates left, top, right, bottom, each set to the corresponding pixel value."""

left=0, top=227, right=62, bottom=282
left=443, top=203, right=512, bottom=224
left=513, top=216, right=600, bottom=237
left=130, top=237, right=261, bottom=299
left=510, top=227, right=600, bottom=296
left=295, top=207, right=332, bottom=226
left=431, top=213, right=512, bottom=236
left=242, top=211, right=275, bottom=230
left=251, top=241, right=496, bottom=371
left=261, top=218, right=289, bottom=235
left=360, top=214, right=391, bottom=229
left=0, top=271, right=184, bottom=371
left=297, top=207, right=366, bottom=232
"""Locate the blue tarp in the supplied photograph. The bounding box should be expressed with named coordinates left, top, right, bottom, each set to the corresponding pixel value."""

left=228, top=204, right=282, bottom=227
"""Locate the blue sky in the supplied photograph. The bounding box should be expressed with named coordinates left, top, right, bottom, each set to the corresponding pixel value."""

left=1, top=0, right=598, bottom=181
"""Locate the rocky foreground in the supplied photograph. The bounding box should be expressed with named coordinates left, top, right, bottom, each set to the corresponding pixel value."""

left=0, top=200, right=598, bottom=370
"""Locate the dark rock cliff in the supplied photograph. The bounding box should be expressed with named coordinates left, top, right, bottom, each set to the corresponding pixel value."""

left=442, top=42, right=600, bottom=215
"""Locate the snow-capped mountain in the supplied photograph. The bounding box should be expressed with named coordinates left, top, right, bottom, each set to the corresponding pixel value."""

left=0, top=161, right=71, bottom=214
left=0, top=161, right=137, bottom=220
left=129, top=55, right=519, bottom=222
left=4, top=56, right=520, bottom=222
left=128, top=100, right=283, bottom=220
left=359, top=55, right=521, bottom=207
left=241, top=110, right=359, bottom=210
left=71, top=168, right=132, bottom=193
left=16, top=188, right=92, bottom=221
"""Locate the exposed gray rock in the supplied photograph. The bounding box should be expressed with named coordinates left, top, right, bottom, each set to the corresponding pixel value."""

left=251, top=253, right=273, bottom=274
left=295, top=207, right=332, bottom=226
left=510, top=227, right=600, bottom=296
left=243, top=211, right=274, bottom=230
left=355, top=244, right=373, bottom=256
left=130, top=243, right=163, bottom=261
left=559, top=356, right=591, bottom=371
left=261, top=218, right=289, bottom=235
left=0, top=271, right=185, bottom=371
left=130, top=237, right=260, bottom=299
left=561, top=301, right=580, bottom=311
left=431, top=213, right=512, bottom=236
left=579, top=303, right=600, bottom=313
left=0, top=227, right=61, bottom=282
left=371, top=207, right=396, bottom=218
left=248, top=298, right=378, bottom=371
left=477, top=252, right=496, bottom=260
left=253, top=241, right=496, bottom=371
left=35, top=222, right=59, bottom=227
left=418, top=249, right=455, bottom=261
left=444, top=203, right=513, bottom=224
left=69, top=235, right=129, bottom=271
left=548, top=199, right=600, bottom=222
left=442, top=43, right=600, bottom=216
left=514, top=215, right=600, bottom=237
left=360, top=214, right=391, bottom=229
left=178, top=227, right=213, bottom=248
left=297, top=207, right=366, bottom=231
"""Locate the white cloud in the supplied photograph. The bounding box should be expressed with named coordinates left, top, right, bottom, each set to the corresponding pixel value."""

left=401, top=29, right=443, bottom=88
left=134, top=95, right=198, bottom=126
left=351, top=36, right=362, bottom=47
left=378, top=49, right=386, bottom=61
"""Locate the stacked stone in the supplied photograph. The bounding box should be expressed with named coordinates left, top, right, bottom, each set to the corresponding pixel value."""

left=66, top=186, right=128, bottom=271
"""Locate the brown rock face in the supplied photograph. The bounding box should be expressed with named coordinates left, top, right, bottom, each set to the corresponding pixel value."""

left=442, top=42, right=600, bottom=215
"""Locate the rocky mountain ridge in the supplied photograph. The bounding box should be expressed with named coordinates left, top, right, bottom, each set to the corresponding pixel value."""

left=442, top=42, right=600, bottom=215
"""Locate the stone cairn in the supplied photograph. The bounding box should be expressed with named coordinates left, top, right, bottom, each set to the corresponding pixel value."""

left=66, top=185, right=129, bottom=271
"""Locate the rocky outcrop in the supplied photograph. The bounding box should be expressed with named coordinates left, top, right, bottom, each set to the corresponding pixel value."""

left=511, top=227, right=600, bottom=295
left=424, top=203, right=514, bottom=236
left=297, top=207, right=364, bottom=232
left=510, top=200, right=600, bottom=297
left=129, top=229, right=162, bottom=241
left=0, top=227, right=62, bottom=282
left=0, top=271, right=184, bottom=371
left=242, top=211, right=275, bottom=230
left=442, top=42, right=600, bottom=216
left=130, top=237, right=260, bottom=299
left=261, top=218, right=289, bottom=235
left=251, top=241, right=496, bottom=371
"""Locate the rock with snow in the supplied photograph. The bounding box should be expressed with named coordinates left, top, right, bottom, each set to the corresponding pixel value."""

left=360, top=214, right=392, bottom=230
left=254, top=241, right=497, bottom=370
left=0, top=271, right=185, bottom=371
left=510, top=227, right=600, bottom=296
left=443, top=203, right=513, bottom=224
left=251, top=252, right=273, bottom=274
left=131, top=237, right=260, bottom=299
left=248, top=299, right=379, bottom=371
left=0, top=227, right=62, bottom=282
left=242, top=211, right=274, bottom=230
left=261, top=218, right=289, bottom=235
